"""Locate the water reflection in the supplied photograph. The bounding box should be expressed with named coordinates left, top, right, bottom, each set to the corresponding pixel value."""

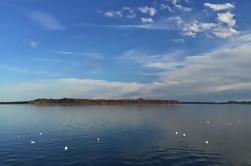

left=0, top=104, right=251, bottom=165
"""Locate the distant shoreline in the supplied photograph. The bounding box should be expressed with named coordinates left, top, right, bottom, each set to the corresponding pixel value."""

left=1, top=98, right=251, bottom=105
left=0, top=98, right=179, bottom=105
left=0, top=101, right=30, bottom=104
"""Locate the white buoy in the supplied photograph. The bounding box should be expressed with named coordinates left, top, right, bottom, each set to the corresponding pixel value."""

left=206, top=121, right=210, bottom=124
left=97, top=137, right=100, bottom=141
left=40, top=132, right=43, bottom=136
left=30, top=140, right=36, bottom=144
left=64, top=146, right=68, bottom=151
left=175, top=131, right=179, bottom=135
left=205, top=140, right=209, bottom=144
left=182, top=133, right=186, bottom=137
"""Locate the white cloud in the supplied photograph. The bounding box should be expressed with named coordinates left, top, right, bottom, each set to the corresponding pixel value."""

left=171, top=0, right=192, bottom=12
left=181, top=21, right=218, bottom=37
left=212, top=26, right=238, bottom=38
left=29, top=41, right=39, bottom=48
left=30, top=11, right=65, bottom=30
left=0, top=78, right=144, bottom=101
left=160, top=3, right=173, bottom=12
left=122, top=7, right=137, bottom=19
left=159, top=0, right=192, bottom=13
left=104, top=10, right=122, bottom=18
left=204, top=3, right=234, bottom=11
left=141, top=18, right=154, bottom=24
left=217, top=12, right=236, bottom=27
left=102, top=1, right=238, bottom=39
left=125, top=14, right=137, bottom=19
left=104, top=11, right=116, bottom=17
left=129, top=34, right=251, bottom=101
left=104, top=7, right=136, bottom=19
left=106, top=14, right=238, bottom=39
left=138, top=6, right=157, bottom=16
left=170, top=14, right=238, bottom=38
left=120, top=50, right=184, bottom=70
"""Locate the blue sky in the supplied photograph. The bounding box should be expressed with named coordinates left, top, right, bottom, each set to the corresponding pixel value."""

left=0, top=0, right=251, bottom=101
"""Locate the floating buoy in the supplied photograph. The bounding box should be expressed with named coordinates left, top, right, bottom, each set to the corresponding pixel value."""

left=64, top=146, right=68, bottom=151
left=175, top=131, right=179, bottom=135
left=30, top=140, right=36, bottom=144
left=40, top=132, right=43, bottom=136
left=205, top=140, right=209, bottom=144
left=206, top=121, right=210, bottom=124
left=229, top=122, right=232, bottom=126
left=182, top=133, right=186, bottom=137
left=97, top=137, right=100, bottom=141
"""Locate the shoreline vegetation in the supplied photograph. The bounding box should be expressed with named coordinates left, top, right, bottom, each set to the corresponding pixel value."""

left=30, top=98, right=180, bottom=105
left=1, top=98, right=251, bottom=105
left=0, top=98, right=179, bottom=105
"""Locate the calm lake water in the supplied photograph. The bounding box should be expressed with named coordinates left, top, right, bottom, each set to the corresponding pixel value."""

left=0, top=104, right=251, bottom=166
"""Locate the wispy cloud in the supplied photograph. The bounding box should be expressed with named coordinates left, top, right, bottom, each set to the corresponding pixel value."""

left=0, top=79, right=144, bottom=101
left=164, top=12, right=238, bottom=38
left=0, top=1, right=66, bottom=31
left=217, top=12, right=236, bottom=27
left=104, top=7, right=136, bottom=19
left=160, top=3, right=173, bottom=12
left=29, top=11, right=65, bottom=31
left=140, top=18, right=154, bottom=23
left=171, top=0, right=192, bottom=12
left=120, top=50, right=184, bottom=70
left=104, top=10, right=122, bottom=18
left=105, top=18, right=176, bottom=30
left=204, top=3, right=234, bottom=11
left=54, top=50, right=103, bottom=59
left=0, top=64, right=29, bottom=73
left=29, top=41, right=39, bottom=48
left=102, top=1, right=238, bottom=39
left=105, top=14, right=238, bottom=39
left=125, top=33, right=251, bottom=101
left=138, top=6, right=157, bottom=16
left=55, top=51, right=74, bottom=55
left=172, top=38, right=185, bottom=43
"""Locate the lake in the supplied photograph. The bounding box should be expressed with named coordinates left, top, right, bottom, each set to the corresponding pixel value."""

left=0, top=104, right=251, bottom=166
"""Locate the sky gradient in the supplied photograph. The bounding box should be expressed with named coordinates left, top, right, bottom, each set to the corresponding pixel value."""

left=0, top=0, right=251, bottom=101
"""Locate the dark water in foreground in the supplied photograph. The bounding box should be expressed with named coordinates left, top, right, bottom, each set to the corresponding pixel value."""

left=0, top=104, right=251, bottom=166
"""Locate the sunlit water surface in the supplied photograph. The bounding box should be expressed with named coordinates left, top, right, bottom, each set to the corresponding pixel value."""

left=0, top=104, right=251, bottom=166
